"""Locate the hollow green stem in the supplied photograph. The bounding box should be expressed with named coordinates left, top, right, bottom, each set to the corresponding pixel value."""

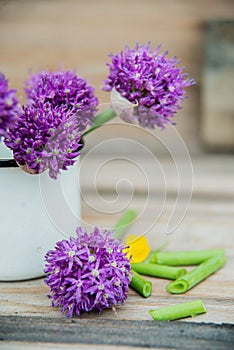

left=131, top=263, right=187, bottom=280
left=82, top=108, right=117, bottom=137
left=130, top=270, right=152, bottom=298
left=112, top=209, right=137, bottom=239
left=149, top=299, right=206, bottom=321
left=166, top=254, right=226, bottom=294
left=149, top=249, right=225, bottom=266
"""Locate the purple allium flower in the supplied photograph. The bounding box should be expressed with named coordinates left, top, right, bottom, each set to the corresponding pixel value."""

left=25, top=70, right=98, bottom=132
left=44, top=226, right=131, bottom=317
left=0, top=73, right=19, bottom=139
left=5, top=103, right=82, bottom=179
left=103, top=43, right=195, bottom=129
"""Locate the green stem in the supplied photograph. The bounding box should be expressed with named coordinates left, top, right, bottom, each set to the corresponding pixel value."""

left=149, top=299, right=206, bottom=321
left=166, top=254, right=226, bottom=294
left=149, top=249, right=225, bottom=266
left=131, top=263, right=187, bottom=280
left=130, top=270, right=152, bottom=298
left=82, top=108, right=117, bottom=137
left=113, top=209, right=137, bottom=239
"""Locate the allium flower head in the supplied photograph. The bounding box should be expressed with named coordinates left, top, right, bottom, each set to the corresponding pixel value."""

left=104, top=43, right=195, bottom=129
left=5, top=103, right=82, bottom=179
left=44, top=226, right=131, bottom=317
left=5, top=69, right=98, bottom=178
left=25, top=70, right=98, bottom=132
left=0, top=73, right=19, bottom=139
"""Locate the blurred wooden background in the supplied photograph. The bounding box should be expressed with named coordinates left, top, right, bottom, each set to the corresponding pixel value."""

left=0, top=0, right=234, bottom=155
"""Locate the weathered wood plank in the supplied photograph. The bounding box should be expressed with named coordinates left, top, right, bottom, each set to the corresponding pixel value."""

left=79, top=154, right=234, bottom=198
left=1, top=265, right=233, bottom=324
left=0, top=317, right=234, bottom=350
left=0, top=341, right=167, bottom=350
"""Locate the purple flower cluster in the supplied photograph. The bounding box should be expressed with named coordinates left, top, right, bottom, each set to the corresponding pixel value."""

left=5, top=70, right=98, bottom=178
left=44, top=226, right=131, bottom=317
left=0, top=73, right=19, bottom=139
left=104, top=43, right=195, bottom=129
left=25, top=70, right=98, bottom=132
left=5, top=103, right=82, bottom=179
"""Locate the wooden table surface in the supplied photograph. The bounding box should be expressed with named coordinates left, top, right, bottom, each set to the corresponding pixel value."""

left=0, top=154, right=234, bottom=349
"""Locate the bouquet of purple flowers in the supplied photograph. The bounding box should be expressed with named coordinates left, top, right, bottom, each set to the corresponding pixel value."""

left=0, top=43, right=194, bottom=179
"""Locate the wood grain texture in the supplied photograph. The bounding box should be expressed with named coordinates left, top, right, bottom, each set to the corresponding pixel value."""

left=0, top=342, right=168, bottom=350
left=1, top=317, right=234, bottom=350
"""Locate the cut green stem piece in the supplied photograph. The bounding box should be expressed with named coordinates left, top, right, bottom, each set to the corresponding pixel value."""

left=166, top=254, right=226, bottom=294
left=131, top=263, right=187, bottom=280
left=149, top=299, right=206, bottom=321
left=113, top=209, right=137, bottom=239
left=130, top=270, right=152, bottom=298
left=82, top=108, right=117, bottom=137
left=149, top=249, right=225, bottom=266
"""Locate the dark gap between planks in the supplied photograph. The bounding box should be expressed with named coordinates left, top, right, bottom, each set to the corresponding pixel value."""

left=0, top=316, right=234, bottom=350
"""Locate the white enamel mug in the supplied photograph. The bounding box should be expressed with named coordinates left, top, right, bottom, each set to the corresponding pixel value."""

left=0, top=143, right=81, bottom=281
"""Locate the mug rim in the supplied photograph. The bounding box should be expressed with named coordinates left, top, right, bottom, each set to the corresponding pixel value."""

left=0, top=159, right=18, bottom=168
